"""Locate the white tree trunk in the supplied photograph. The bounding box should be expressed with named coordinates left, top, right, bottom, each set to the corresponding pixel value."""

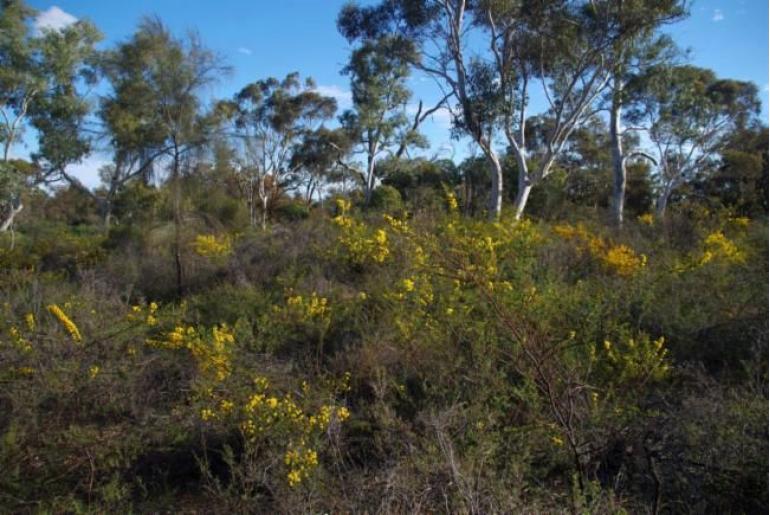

left=261, top=196, right=268, bottom=230
left=487, top=152, right=503, bottom=220
left=610, top=90, right=626, bottom=226
left=655, top=182, right=673, bottom=219
left=0, top=201, right=23, bottom=232
left=364, top=154, right=376, bottom=206
left=513, top=180, right=532, bottom=221
left=511, top=148, right=531, bottom=221
left=259, top=175, right=268, bottom=230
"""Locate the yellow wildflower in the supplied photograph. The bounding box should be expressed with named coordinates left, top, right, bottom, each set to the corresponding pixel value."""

left=287, top=469, right=302, bottom=487
left=192, top=234, right=232, bottom=258
left=602, top=244, right=645, bottom=277
left=637, top=213, right=654, bottom=225
left=47, top=304, right=82, bottom=343
left=701, top=231, right=745, bottom=264
left=24, top=313, right=35, bottom=331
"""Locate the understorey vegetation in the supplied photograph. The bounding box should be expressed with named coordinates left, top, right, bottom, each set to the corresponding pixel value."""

left=0, top=0, right=767, bottom=513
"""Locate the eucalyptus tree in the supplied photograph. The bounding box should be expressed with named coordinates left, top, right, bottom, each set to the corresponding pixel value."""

left=588, top=0, right=687, bottom=225
left=476, top=0, right=630, bottom=219
left=697, top=123, right=768, bottom=216
left=0, top=0, right=101, bottom=232
left=101, top=17, right=228, bottom=295
left=339, top=0, right=625, bottom=220
left=0, top=0, right=38, bottom=231
left=223, top=73, right=336, bottom=228
left=627, top=65, right=760, bottom=217
left=339, top=0, right=507, bottom=219
left=290, top=127, right=351, bottom=205
left=336, top=35, right=438, bottom=205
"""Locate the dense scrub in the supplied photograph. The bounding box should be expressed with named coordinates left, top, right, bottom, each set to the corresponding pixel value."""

left=1, top=193, right=766, bottom=513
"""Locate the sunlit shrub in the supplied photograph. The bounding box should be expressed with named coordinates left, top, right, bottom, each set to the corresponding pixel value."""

left=192, top=233, right=233, bottom=258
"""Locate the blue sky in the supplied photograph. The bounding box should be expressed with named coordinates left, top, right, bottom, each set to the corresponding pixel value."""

left=24, top=0, right=770, bottom=187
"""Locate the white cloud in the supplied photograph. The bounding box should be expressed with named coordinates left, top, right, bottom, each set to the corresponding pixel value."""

left=711, top=9, right=724, bottom=22
left=314, top=85, right=352, bottom=108
left=34, top=6, right=78, bottom=33
left=237, top=47, right=252, bottom=55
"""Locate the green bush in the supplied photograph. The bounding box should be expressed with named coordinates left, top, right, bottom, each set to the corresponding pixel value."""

left=368, top=185, right=403, bottom=213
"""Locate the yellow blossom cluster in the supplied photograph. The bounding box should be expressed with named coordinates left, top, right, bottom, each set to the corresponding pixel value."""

left=198, top=374, right=351, bottom=487
left=192, top=234, right=232, bottom=258
left=553, top=223, right=646, bottom=277
left=602, top=244, right=647, bottom=277
left=147, top=323, right=235, bottom=381
left=553, top=223, right=605, bottom=256
left=333, top=200, right=390, bottom=265
left=387, top=275, right=434, bottom=307
left=383, top=213, right=410, bottom=233
left=699, top=231, right=745, bottom=265
left=601, top=335, right=669, bottom=382
left=127, top=301, right=159, bottom=326
left=7, top=325, right=32, bottom=353
left=446, top=190, right=459, bottom=212
left=637, top=213, right=655, bottom=225
left=284, top=292, right=330, bottom=324
left=24, top=313, right=35, bottom=331
left=285, top=445, right=318, bottom=487
left=236, top=390, right=349, bottom=439
left=728, top=216, right=750, bottom=229
left=47, top=304, right=82, bottom=343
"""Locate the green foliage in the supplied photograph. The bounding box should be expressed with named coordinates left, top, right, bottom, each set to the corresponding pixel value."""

left=368, top=184, right=403, bottom=213
left=1, top=200, right=766, bottom=512
left=274, top=200, right=310, bottom=222
left=0, top=2, right=766, bottom=513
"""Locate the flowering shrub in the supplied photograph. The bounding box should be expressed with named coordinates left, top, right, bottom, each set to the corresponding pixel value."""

left=602, top=244, right=647, bottom=277
left=598, top=334, right=669, bottom=383
left=332, top=199, right=390, bottom=265
left=699, top=230, right=745, bottom=265
left=197, top=374, right=350, bottom=489
left=283, top=292, right=330, bottom=324
left=47, top=304, right=82, bottom=343
left=146, top=323, right=236, bottom=381
left=192, top=233, right=233, bottom=258
left=637, top=213, right=655, bottom=225
left=0, top=202, right=764, bottom=513
left=553, top=223, right=647, bottom=277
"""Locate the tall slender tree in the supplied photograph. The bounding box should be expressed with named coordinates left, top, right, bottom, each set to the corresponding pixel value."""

left=591, top=0, right=686, bottom=226
left=101, top=17, right=228, bottom=295
left=627, top=65, right=760, bottom=217
left=338, top=0, right=508, bottom=219
left=336, top=35, right=440, bottom=205
left=223, top=73, right=337, bottom=229
left=0, top=0, right=101, bottom=232
left=339, top=0, right=631, bottom=220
